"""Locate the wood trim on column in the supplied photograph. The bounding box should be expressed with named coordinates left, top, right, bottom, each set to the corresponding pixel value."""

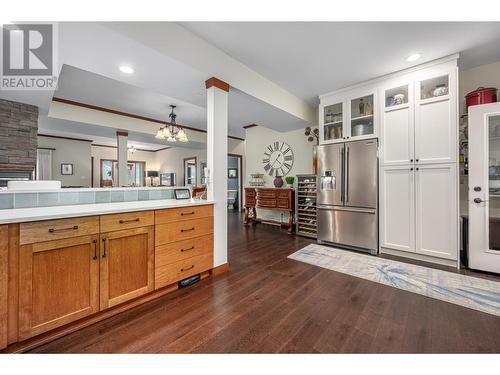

left=243, top=124, right=258, bottom=129
left=205, top=77, right=230, bottom=92
left=210, top=263, right=229, bottom=276
left=116, top=131, right=128, bottom=137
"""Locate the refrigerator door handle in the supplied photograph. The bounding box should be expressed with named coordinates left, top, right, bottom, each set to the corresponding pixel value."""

left=317, top=205, right=376, bottom=214
left=340, top=147, right=345, bottom=203
left=345, top=146, right=350, bottom=203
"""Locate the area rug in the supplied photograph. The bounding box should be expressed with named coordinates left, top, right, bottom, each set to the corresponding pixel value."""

left=288, top=244, right=500, bottom=317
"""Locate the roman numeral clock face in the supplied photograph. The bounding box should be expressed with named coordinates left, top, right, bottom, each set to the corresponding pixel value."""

left=262, top=141, right=294, bottom=177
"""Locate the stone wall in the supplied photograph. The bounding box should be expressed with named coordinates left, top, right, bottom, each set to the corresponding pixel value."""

left=0, top=99, right=38, bottom=167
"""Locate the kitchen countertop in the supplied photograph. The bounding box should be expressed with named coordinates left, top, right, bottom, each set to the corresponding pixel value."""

left=0, top=198, right=214, bottom=224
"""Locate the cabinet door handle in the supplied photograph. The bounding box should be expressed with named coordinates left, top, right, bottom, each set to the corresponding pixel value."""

left=410, top=159, right=413, bottom=163
left=181, top=265, right=195, bottom=272
left=119, top=218, right=140, bottom=224
left=180, top=246, right=195, bottom=252
left=181, top=227, right=195, bottom=233
left=415, top=159, right=419, bottom=163
left=180, top=211, right=195, bottom=216
left=410, top=167, right=413, bottom=171
left=92, top=239, right=98, bottom=260
left=48, top=225, right=79, bottom=233
left=102, top=238, right=107, bottom=258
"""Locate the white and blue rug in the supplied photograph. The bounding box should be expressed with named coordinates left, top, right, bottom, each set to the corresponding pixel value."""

left=288, top=244, right=500, bottom=317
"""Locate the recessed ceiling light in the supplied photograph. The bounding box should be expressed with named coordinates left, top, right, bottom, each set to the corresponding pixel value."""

left=407, top=53, right=421, bottom=62
left=119, top=65, right=134, bottom=74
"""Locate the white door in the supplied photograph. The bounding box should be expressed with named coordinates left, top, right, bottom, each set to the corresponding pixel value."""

left=380, top=82, right=414, bottom=165
left=468, top=102, right=500, bottom=273
left=415, top=163, right=458, bottom=260
left=414, top=72, right=457, bottom=165
left=380, top=165, right=415, bottom=253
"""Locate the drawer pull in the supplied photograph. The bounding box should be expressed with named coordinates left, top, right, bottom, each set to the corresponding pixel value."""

left=181, top=265, right=195, bottom=272
left=181, top=227, right=195, bottom=233
left=180, top=211, right=195, bottom=216
left=119, top=218, right=140, bottom=224
left=180, top=246, right=195, bottom=252
left=48, top=225, right=79, bottom=233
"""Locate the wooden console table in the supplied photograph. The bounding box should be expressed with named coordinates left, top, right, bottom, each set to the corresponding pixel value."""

left=244, top=187, right=295, bottom=233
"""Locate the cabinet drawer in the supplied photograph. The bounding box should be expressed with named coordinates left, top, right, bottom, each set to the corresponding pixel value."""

left=20, top=216, right=99, bottom=245
left=257, top=190, right=277, bottom=199
left=245, top=198, right=256, bottom=207
left=156, top=234, right=213, bottom=268
left=155, top=217, right=213, bottom=246
left=277, top=191, right=291, bottom=199
left=257, top=198, right=277, bottom=208
left=245, top=189, right=256, bottom=197
left=277, top=198, right=290, bottom=209
left=100, top=210, right=154, bottom=233
left=155, top=252, right=213, bottom=289
left=155, top=204, right=213, bottom=225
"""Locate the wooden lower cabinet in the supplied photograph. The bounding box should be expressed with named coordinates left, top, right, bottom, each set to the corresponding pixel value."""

left=99, top=226, right=154, bottom=310
left=18, top=235, right=100, bottom=340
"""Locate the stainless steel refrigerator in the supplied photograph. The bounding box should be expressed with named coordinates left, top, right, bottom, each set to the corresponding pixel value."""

left=317, top=139, right=378, bottom=254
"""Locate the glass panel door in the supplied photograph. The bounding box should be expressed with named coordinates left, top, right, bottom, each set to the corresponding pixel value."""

left=420, top=75, right=449, bottom=100
left=468, top=102, right=500, bottom=273
left=488, top=115, right=500, bottom=251
left=323, top=102, right=343, bottom=141
left=350, top=94, right=374, bottom=138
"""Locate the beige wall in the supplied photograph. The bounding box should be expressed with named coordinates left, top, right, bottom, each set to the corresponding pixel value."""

left=459, top=60, right=500, bottom=115
left=91, top=145, right=157, bottom=187
left=37, top=136, right=92, bottom=187
left=244, top=125, right=315, bottom=187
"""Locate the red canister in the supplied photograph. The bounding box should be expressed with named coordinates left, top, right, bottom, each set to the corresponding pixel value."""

left=465, top=87, right=497, bottom=109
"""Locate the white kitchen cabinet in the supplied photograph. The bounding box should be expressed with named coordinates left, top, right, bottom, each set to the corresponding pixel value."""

left=380, top=82, right=414, bottom=165
left=414, top=72, right=458, bottom=165
left=415, top=163, right=458, bottom=260
left=380, top=166, right=415, bottom=253
left=319, top=89, right=377, bottom=145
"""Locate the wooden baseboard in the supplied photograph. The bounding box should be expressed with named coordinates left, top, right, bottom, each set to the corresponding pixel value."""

left=210, top=263, right=230, bottom=276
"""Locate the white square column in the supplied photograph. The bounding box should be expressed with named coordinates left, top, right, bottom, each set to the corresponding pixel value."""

left=206, top=77, right=229, bottom=268
left=116, top=131, right=128, bottom=187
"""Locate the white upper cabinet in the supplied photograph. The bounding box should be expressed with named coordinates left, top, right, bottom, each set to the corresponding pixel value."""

left=319, top=89, right=377, bottom=144
left=380, top=82, right=414, bottom=165
left=414, top=72, right=457, bottom=165
left=415, top=163, right=458, bottom=260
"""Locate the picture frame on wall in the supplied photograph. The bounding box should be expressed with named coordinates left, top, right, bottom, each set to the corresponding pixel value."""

left=228, top=168, right=238, bottom=179
left=61, top=163, right=73, bottom=175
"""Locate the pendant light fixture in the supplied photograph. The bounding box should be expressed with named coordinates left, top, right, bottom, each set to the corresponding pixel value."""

left=155, top=105, right=189, bottom=143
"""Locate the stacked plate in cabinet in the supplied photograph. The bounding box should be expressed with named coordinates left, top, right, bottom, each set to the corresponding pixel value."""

left=295, top=174, right=317, bottom=238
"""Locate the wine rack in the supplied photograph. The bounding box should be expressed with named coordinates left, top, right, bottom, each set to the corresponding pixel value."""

left=295, top=174, right=317, bottom=238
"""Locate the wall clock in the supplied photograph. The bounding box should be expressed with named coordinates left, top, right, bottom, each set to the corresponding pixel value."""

left=262, top=141, right=294, bottom=177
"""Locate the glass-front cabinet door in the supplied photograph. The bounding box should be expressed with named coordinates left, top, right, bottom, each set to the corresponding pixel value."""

left=469, top=102, right=500, bottom=273
left=323, top=102, right=344, bottom=142
left=350, top=93, right=375, bottom=139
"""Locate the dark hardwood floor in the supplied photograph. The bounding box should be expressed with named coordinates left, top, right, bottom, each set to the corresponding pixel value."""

left=29, top=211, right=500, bottom=353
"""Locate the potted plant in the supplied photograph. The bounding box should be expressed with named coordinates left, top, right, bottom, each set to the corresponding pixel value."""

left=285, top=176, right=295, bottom=187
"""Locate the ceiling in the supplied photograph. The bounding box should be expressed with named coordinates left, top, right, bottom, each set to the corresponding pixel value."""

left=181, top=22, right=500, bottom=105
left=2, top=22, right=500, bottom=150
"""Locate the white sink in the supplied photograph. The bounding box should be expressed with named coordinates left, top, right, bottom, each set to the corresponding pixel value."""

left=7, top=180, right=62, bottom=190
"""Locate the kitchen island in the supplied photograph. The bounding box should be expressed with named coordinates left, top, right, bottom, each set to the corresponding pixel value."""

left=0, top=197, right=223, bottom=352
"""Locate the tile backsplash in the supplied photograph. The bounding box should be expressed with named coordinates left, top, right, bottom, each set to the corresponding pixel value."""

left=0, top=188, right=176, bottom=209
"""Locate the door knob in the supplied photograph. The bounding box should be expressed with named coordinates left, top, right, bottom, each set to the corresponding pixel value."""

left=474, top=198, right=484, bottom=204
left=474, top=186, right=482, bottom=192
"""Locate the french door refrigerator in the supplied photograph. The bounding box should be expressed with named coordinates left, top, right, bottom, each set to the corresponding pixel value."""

left=317, top=139, right=378, bottom=254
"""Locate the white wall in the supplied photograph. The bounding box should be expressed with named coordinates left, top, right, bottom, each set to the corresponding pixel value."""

left=155, top=147, right=206, bottom=186
left=91, top=145, right=157, bottom=187
left=37, top=136, right=92, bottom=187
left=459, top=60, right=500, bottom=115
left=243, top=125, right=315, bottom=222
left=244, top=125, right=315, bottom=187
